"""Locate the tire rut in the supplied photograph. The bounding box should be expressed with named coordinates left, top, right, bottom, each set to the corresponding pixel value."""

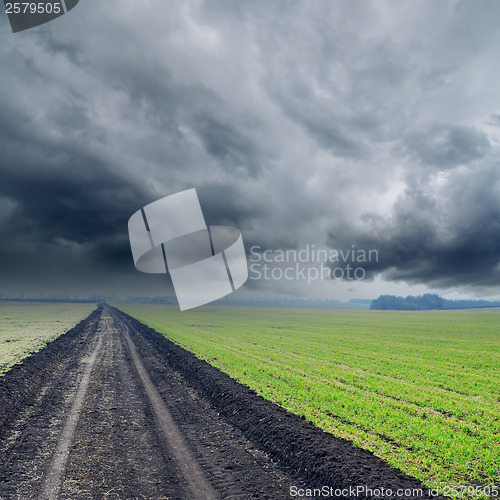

left=120, top=318, right=218, bottom=500
left=38, top=314, right=106, bottom=499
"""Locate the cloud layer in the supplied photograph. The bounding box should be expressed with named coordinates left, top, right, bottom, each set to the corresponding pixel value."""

left=1, top=1, right=500, bottom=298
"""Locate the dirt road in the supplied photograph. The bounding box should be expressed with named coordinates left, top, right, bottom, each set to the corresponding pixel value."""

left=0, top=306, right=440, bottom=499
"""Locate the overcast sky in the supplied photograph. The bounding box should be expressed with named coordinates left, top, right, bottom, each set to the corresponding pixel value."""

left=1, top=0, right=500, bottom=301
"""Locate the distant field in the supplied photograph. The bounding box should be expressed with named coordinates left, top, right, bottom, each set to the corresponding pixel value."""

left=118, top=304, right=499, bottom=498
left=0, top=302, right=96, bottom=375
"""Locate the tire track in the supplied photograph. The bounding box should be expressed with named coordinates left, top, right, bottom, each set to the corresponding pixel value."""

left=37, top=316, right=106, bottom=500
left=118, top=317, right=218, bottom=500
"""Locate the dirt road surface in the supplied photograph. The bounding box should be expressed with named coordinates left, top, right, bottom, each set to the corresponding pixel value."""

left=0, top=306, right=440, bottom=499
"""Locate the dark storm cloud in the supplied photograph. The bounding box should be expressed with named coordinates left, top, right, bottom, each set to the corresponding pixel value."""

left=1, top=0, right=500, bottom=298
left=0, top=104, right=151, bottom=279
left=326, top=160, right=500, bottom=290
left=403, top=124, right=491, bottom=169
left=287, top=109, right=368, bottom=160
left=487, top=114, right=500, bottom=127
left=191, top=113, right=264, bottom=177
left=197, top=182, right=264, bottom=229
left=0, top=71, right=156, bottom=295
left=38, top=29, right=83, bottom=64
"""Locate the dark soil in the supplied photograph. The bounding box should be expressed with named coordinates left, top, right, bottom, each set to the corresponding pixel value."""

left=0, top=305, right=444, bottom=499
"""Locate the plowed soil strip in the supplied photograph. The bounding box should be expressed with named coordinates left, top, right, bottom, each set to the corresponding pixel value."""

left=38, top=316, right=105, bottom=500
left=120, top=319, right=218, bottom=500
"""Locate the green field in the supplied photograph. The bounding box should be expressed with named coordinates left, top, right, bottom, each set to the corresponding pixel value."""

left=118, top=304, right=499, bottom=497
left=0, top=301, right=96, bottom=375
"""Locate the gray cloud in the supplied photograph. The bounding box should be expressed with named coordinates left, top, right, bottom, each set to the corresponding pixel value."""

left=326, top=160, right=500, bottom=291
left=487, top=113, right=500, bottom=127
left=403, top=124, right=491, bottom=169
left=1, top=0, right=500, bottom=299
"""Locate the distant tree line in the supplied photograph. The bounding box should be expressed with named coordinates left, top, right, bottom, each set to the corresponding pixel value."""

left=370, top=293, right=500, bottom=310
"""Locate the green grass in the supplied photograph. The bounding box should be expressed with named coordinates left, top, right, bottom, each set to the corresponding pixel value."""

left=0, top=301, right=96, bottom=375
left=117, top=304, right=500, bottom=498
